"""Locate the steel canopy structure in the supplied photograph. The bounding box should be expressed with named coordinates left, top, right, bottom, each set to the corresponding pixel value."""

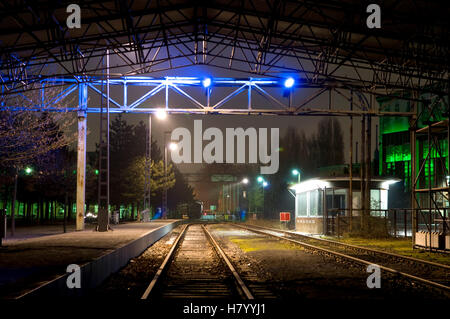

left=1, top=1, right=449, bottom=232
left=0, top=0, right=448, bottom=99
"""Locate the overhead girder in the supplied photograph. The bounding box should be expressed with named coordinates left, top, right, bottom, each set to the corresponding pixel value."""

left=0, top=76, right=420, bottom=117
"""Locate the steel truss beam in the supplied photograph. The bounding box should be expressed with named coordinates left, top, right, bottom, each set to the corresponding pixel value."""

left=1, top=76, right=418, bottom=116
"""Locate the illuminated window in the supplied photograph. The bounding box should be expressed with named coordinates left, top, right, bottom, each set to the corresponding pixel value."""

left=296, top=193, right=307, bottom=217
left=309, top=190, right=319, bottom=217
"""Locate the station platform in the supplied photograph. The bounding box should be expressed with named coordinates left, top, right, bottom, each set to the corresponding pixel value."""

left=0, top=220, right=181, bottom=298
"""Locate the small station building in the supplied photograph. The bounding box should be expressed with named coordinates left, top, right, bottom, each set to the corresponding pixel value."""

left=288, top=177, right=398, bottom=234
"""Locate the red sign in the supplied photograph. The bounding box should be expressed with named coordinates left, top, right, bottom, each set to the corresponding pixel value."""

left=280, top=212, right=290, bottom=221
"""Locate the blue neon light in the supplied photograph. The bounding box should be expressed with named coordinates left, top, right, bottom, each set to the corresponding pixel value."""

left=2, top=76, right=303, bottom=114
left=284, top=77, right=295, bottom=88
left=202, top=78, right=212, bottom=88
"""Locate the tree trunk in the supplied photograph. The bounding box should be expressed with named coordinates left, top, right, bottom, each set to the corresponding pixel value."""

left=52, top=201, right=56, bottom=222
left=38, top=198, right=43, bottom=224
left=68, top=200, right=71, bottom=222
left=26, top=201, right=31, bottom=224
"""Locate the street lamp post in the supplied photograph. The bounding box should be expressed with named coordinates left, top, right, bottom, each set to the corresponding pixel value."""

left=257, top=176, right=269, bottom=217
left=292, top=169, right=301, bottom=184
left=239, top=178, right=249, bottom=220
left=11, top=167, right=18, bottom=236
left=11, top=166, right=33, bottom=236
left=163, top=133, right=168, bottom=219
left=145, top=109, right=167, bottom=220
left=262, top=181, right=268, bottom=217
left=163, top=133, right=177, bottom=219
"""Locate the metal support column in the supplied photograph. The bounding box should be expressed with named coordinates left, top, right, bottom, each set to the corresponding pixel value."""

left=410, top=96, right=418, bottom=244
left=163, top=132, right=169, bottom=217
left=76, top=83, right=87, bottom=231
left=145, top=114, right=152, bottom=215
left=446, top=118, right=449, bottom=236
left=323, top=187, right=327, bottom=235
left=428, top=124, right=432, bottom=251
left=97, top=50, right=110, bottom=231
left=365, top=114, right=372, bottom=227
left=360, top=115, right=366, bottom=230
left=349, top=90, right=353, bottom=232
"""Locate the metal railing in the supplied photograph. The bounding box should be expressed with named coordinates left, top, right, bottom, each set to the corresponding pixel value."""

left=324, top=208, right=449, bottom=238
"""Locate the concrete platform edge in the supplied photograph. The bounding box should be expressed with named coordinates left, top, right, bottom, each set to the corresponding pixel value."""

left=18, top=220, right=182, bottom=298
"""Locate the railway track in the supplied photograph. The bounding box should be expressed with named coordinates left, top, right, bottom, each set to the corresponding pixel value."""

left=233, top=223, right=450, bottom=295
left=141, top=224, right=254, bottom=300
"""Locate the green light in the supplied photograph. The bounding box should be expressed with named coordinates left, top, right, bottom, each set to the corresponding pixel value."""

left=24, top=167, right=33, bottom=175
left=292, top=169, right=299, bottom=176
left=257, top=176, right=264, bottom=183
left=95, top=169, right=99, bottom=175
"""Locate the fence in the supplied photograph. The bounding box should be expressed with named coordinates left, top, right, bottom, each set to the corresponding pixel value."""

left=324, top=208, right=448, bottom=238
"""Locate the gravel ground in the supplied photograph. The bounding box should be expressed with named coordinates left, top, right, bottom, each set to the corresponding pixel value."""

left=92, top=225, right=184, bottom=298
left=92, top=223, right=448, bottom=301
left=207, top=224, right=449, bottom=300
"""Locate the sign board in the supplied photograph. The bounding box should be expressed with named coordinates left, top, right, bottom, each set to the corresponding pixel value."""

left=280, top=212, right=290, bottom=222
left=211, top=174, right=236, bottom=182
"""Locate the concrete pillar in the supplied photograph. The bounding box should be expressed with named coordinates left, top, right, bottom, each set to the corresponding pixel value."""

left=76, top=83, right=87, bottom=231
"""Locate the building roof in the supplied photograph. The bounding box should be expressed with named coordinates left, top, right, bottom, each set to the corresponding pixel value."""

left=289, top=177, right=400, bottom=193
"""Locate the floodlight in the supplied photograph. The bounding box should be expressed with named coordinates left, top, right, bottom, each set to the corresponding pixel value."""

left=202, top=78, right=212, bottom=88
left=169, top=142, right=178, bottom=151
left=284, top=77, right=295, bottom=88
left=155, top=109, right=167, bottom=120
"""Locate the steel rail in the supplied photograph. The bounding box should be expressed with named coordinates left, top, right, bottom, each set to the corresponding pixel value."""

left=239, top=223, right=450, bottom=271
left=233, top=224, right=450, bottom=293
left=201, top=225, right=254, bottom=300
left=141, top=224, right=189, bottom=299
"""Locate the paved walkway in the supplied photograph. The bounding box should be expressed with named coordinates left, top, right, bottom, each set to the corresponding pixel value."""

left=0, top=220, right=179, bottom=298
left=2, top=223, right=96, bottom=243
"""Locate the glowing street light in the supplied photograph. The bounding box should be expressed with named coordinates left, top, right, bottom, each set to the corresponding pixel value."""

left=168, top=142, right=178, bottom=151
left=242, top=178, right=249, bottom=184
left=257, top=176, right=264, bottom=183
left=155, top=108, right=167, bottom=120
left=24, top=166, right=33, bottom=175
left=262, top=181, right=268, bottom=188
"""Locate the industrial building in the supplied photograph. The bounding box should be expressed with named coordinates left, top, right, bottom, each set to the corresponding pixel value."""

left=289, top=177, right=397, bottom=234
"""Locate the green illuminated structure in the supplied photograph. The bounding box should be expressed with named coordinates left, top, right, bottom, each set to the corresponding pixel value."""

left=378, top=92, right=449, bottom=192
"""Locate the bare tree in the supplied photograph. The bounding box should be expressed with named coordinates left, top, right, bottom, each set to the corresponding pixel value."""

left=0, top=85, right=76, bottom=166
